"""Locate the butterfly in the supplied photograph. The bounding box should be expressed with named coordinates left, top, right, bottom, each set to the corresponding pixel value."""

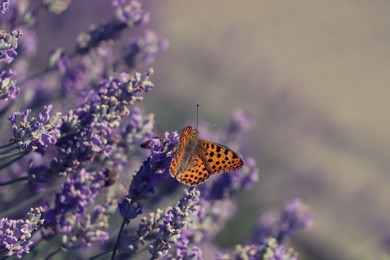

left=169, top=126, right=244, bottom=186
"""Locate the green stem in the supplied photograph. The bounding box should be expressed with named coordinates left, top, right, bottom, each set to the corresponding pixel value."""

left=0, top=151, right=28, bottom=170
left=0, top=176, right=28, bottom=186
left=111, top=219, right=126, bottom=260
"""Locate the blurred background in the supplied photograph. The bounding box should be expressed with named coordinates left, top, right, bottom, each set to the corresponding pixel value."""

left=144, top=1, right=390, bottom=259
left=37, top=0, right=390, bottom=259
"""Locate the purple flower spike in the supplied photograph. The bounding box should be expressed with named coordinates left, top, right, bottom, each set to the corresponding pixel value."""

left=0, top=69, right=18, bottom=101
left=167, top=235, right=203, bottom=260
left=124, top=30, right=169, bottom=68
left=76, top=0, right=149, bottom=55
left=253, top=199, right=313, bottom=244
left=51, top=69, right=154, bottom=175
left=49, top=48, right=70, bottom=74
left=149, top=188, right=200, bottom=258
left=43, top=170, right=115, bottom=249
left=0, top=0, right=9, bottom=14
left=54, top=168, right=105, bottom=215
left=0, top=30, right=21, bottom=64
left=0, top=207, right=45, bottom=259
left=119, top=130, right=179, bottom=220
left=177, top=198, right=237, bottom=252
left=113, top=0, right=150, bottom=26
left=280, top=199, right=313, bottom=238
left=59, top=199, right=115, bottom=249
left=122, top=106, right=155, bottom=148
left=44, top=0, right=72, bottom=14
left=9, top=105, right=62, bottom=153
left=229, top=238, right=297, bottom=260
left=120, top=188, right=200, bottom=258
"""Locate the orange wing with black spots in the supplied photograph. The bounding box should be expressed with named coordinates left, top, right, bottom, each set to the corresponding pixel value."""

left=197, top=140, right=243, bottom=174
left=175, top=155, right=211, bottom=186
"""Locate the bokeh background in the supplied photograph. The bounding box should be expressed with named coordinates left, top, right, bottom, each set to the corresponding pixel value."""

left=145, top=1, right=390, bottom=259
left=36, top=0, right=390, bottom=259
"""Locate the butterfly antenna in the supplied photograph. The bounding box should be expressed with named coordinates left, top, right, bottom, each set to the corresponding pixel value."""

left=196, top=104, right=199, bottom=129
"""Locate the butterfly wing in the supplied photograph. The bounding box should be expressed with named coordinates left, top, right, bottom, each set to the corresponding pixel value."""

left=197, top=140, right=244, bottom=174
left=175, top=155, right=211, bottom=186
left=169, top=126, right=193, bottom=178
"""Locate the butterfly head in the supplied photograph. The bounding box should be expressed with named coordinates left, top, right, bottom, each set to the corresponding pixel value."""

left=191, top=128, right=199, bottom=138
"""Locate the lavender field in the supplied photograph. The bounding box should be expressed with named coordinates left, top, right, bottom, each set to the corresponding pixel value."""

left=1, top=1, right=389, bottom=259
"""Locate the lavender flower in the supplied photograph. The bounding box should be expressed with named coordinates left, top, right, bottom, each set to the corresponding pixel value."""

left=113, top=0, right=150, bottom=26
left=183, top=198, right=237, bottom=245
left=0, top=0, right=9, bottom=15
left=43, top=169, right=117, bottom=249
left=9, top=105, right=62, bottom=153
left=228, top=238, right=298, bottom=260
left=166, top=235, right=203, bottom=260
left=123, top=30, right=169, bottom=68
left=48, top=48, right=69, bottom=74
left=119, top=188, right=200, bottom=258
left=0, top=30, right=21, bottom=64
left=121, top=106, right=155, bottom=148
left=0, top=207, right=44, bottom=259
left=50, top=69, right=154, bottom=175
left=61, top=199, right=115, bottom=249
left=279, top=199, right=313, bottom=240
left=260, top=238, right=298, bottom=260
left=43, top=0, right=72, bottom=14
left=253, top=199, right=313, bottom=244
left=214, top=199, right=312, bottom=259
left=15, top=28, right=37, bottom=59
left=40, top=70, right=158, bottom=253
left=0, top=1, right=37, bottom=28
left=59, top=46, right=113, bottom=95
left=76, top=0, right=148, bottom=56
left=0, top=69, right=18, bottom=101
left=54, top=168, right=105, bottom=215
left=118, top=131, right=178, bottom=220
left=149, top=188, right=200, bottom=258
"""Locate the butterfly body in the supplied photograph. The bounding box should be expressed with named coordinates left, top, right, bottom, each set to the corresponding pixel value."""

left=169, top=126, right=243, bottom=186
